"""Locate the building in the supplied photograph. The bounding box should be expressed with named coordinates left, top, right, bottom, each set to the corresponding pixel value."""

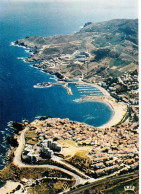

left=24, top=151, right=39, bottom=163
left=47, top=139, right=53, bottom=149
left=101, top=82, right=107, bottom=87
left=41, top=139, right=62, bottom=158
left=43, top=147, right=53, bottom=158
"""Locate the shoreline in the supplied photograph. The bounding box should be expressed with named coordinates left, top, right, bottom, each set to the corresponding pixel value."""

left=79, top=97, right=127, bottom=129
left=12, top=42, right=127, bottom=129
left=100, top=98, right=127, bottom=128
left=73, top=81, right=127, bottom=129
left=0, top=119, right=138, bottom=193
left=78, top=95, right=127, bottom=129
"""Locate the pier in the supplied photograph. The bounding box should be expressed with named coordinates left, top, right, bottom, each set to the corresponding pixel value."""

left=62, top=83, right=73, bottom=95
left=34, top=81, right=73, bottom=95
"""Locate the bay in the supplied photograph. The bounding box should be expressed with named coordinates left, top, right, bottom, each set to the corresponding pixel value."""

left=0, top=0, right=137, bottom=168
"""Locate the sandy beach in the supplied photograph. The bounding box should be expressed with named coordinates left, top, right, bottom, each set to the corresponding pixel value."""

left=79, top=96, right=127, bottom=128
left=100, top=98, right=127, bottom=128
left=76, top=81, right=127, bottom=129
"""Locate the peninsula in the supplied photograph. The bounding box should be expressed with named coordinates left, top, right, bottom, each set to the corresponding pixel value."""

left=0, top=19, right=139, bottom=193
left=14, top=18, right=138, bottom=128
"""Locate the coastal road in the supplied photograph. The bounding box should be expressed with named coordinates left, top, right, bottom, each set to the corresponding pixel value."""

left=12, top=125, right=136, bottom=193
left=13, top=126, right=88, bottom=186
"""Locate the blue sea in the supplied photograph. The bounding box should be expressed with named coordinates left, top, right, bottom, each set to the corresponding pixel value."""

left=0, top=0, right=137, bottom=170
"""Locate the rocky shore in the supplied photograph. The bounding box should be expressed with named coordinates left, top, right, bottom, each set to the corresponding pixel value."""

left=14, top=19, right=138, bottom=81
left=0, top=116, right=138, bottom=193
left=2, top=18, right=138, bottom=193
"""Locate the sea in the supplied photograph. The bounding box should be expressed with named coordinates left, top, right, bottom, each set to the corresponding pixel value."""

left=0, top=0, right=137, bottom=171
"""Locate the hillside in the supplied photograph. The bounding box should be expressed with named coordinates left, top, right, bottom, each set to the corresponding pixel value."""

left=15, top=19, right=138, bottom=80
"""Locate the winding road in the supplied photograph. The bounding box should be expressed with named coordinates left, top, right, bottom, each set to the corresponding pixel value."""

left=12, top=125, right=133, bottom=193
left=13, top=127, right=89, bottom=186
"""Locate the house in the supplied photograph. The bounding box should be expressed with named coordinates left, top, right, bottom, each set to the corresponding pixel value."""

left=104, top=166, right=113, bottom=174
left=112, top=164, right=120, bottom=171
left=101, top=82, right=107, bottom=87
left=105, top=160, right=115, bottom=166
left=130, top=162, right=139, bottom=170
left=93, top=162, right=105, bottom=169
left=43, top=147, right=53, bottom=158
left=95, top=169, right=105, bottom=177
left=25, top=152, right=39, bottom=163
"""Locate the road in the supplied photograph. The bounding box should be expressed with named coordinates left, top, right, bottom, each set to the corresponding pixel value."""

left=52, top=156, right=91, bottom=180
left=12, top=126, right=136, bottom=193
left=13, top=127, right=88, bottom=186
left=66, top=172, right=139, bottom=194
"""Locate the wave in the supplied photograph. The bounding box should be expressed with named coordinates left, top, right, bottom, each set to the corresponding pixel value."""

left=1, top=131, right=6, bottom=135
left=10, top=41, right=25, bottom=48
left=25, top=49, right=33, bottom=55
left=76, top=85, right=92, bottom=87
left=4, top=128, right=14, bottom=135
left=10, top=41, right=15, bottom=46
left=0, top=144, right=6, bottom=149
left=33, top=85, right=44, bottom=88
left=76, top=86, right=92, bottom=88
left=77, top=87, right=95, bottom=90
left=49, top=76, right=58, bottom=81
left=73, top=99, right=81, bottom=103
left=29, top=65, right=57, bottom=83
left=83, top=114, right=98, bottom=120
left=89, top=93, right=103, bottom=96
left=85, top=116, right=96, bottom=120
left=30, top=65, right=39, bottom=69
left=17, top=57, right=29, bottom=63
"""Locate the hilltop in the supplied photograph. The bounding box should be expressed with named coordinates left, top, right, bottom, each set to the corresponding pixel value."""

left=15, top=19, right=138, bottom=81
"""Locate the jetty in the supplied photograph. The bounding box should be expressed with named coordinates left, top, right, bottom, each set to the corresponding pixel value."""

left=34, top=81, right=73, bottom=95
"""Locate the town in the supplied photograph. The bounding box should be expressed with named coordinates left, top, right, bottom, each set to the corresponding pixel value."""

left=32, top=48, right=138, bottom=108
left=0, top=18, right=138, bottom=193
left=100, top=70, right=139, bottom=106
left=21, top=116, right=139, bottom=179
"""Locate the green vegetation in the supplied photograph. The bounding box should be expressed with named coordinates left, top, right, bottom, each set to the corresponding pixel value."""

left=0, top=163, right=72, bottom=182
left=43, top=47, right=60, bottom=55
left=16, top=19, right=138, bottom=79
left=66, top=150, right=91, bottom=174
left=78, top=173, right=139, bottom=194
left=27, top=179, right=74, bottom=194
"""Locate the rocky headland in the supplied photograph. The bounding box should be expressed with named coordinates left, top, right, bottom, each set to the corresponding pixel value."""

left=0, top=19, right=139, bottom=193
left=15, top=19, right=138, bottom=81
